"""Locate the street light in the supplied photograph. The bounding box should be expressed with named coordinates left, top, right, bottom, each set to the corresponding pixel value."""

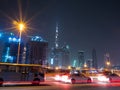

left=16, top=22, right=25, bottom=64
left=84, top=63, right=87, bottom=68
left=106, top=61, right=110, bottom=66
left=106, top=60, right=111, bottom=71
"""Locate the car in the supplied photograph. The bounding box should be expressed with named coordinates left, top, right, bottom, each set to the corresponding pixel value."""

left=97, top=73, right=109, bottom=82
left=107, top=73, right=120, bottom=83
left=97, top=72, right=120, bottom=83
left=60, top=72, right=92, bottom=84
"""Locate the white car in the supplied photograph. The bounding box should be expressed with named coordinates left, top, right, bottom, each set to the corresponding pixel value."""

left=61, top=73, right=92, bottom=84
left=97, top=73, right=120, bottom=83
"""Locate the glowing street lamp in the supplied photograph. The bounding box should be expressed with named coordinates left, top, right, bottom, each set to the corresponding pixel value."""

left=55, top=66, right=59, bottom=70
left=84, top=64, right=87, bottom=68
left=106, top=60, right=111, bottom=67
left=84, top=63, right=87, bottom=68
left=68, top=66, right=71, bottom=70
left=16, top=22, right=26, bottom=64
left=106, top=61, right=110, bottom=66
left=19, top=23, right=25, bottom=31
left=105, top=60, right=111, bottom=70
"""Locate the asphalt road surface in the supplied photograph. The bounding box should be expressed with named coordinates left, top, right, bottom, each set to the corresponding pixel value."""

left=1, top=82, right=120, bottom=90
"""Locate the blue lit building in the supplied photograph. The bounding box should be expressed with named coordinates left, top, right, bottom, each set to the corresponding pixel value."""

left=78, top=51, right=85, bottom=68
left=50, top=44, right=70, bottom=68
left=0, top=32, right=24, bottom=63
left=0, top=32, right=48, bottom=65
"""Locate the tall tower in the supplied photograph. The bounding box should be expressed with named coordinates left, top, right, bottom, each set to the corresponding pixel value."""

left=55, top=22, right=59, bottom=49
left=50, top=22, right=70, bottom=68
left=50, top=22, right=59, bottom=67
left=92, top=48, right=98, bottom=69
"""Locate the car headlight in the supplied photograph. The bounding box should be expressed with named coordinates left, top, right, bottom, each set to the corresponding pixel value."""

left=97, top=76, right=109, bottom=82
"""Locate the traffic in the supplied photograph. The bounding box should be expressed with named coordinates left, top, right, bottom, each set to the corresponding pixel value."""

left=55, top=70, right=92, bottom=84
left=1, top=64, right=120, bottom=86
left=54, top=69, right=120, bottom=84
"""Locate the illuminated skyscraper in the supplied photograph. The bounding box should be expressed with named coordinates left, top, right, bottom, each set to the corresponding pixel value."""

left=50, top=23, right=70, bottom=68
left=26, top=36, right=48, bottom=65
left=61, top=45, right=70, bottom=67
left=0, top=32, right=24, bottom=63
left=78, top=51, right=85, bottom=67
left=0, top=32, right=4, bottom=61
left=55, top=22, right=59, bottom=49
left=50, top=44, right=70, bottom=68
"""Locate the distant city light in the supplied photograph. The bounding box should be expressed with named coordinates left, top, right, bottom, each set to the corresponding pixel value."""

left=73, top=60, right=76, bottom=67
left=13, top=37, right=17, bottom=42
left=66, top=45, right=69, bottom=49
left=51, top=58, right=54, bottom=65
left=9, top=37, right=12, bottom=41
left=4, top=47, right=10, bottom=62
left=8, top=37, right=20, bottom=42
left=31, top=36, right=44, bottom=42
left=10, top=33, right=14, bottom=36
left=0, top=33, right=2, bottom=37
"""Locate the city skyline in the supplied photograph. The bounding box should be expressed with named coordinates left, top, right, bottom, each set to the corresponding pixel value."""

left=0, top=0, right=120, bottom=67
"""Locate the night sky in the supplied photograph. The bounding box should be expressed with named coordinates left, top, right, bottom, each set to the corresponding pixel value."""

left=0, top=0, right=120, bottom=67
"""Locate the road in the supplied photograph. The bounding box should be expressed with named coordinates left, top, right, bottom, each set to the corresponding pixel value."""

left=1, top=76, right=120, bottom=90
left=1, top=81, right=120, bottom=90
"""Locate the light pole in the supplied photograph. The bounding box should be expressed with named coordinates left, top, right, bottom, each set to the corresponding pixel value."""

left=16, top=22, right=25, bottom=64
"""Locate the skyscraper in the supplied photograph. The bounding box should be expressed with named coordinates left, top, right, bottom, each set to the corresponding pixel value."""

left=61, top=45, right=70, bottom=67
left=26, top=36, right=48, bottom=65
left=50, top=23, right=70, bottom=68
left=55, top=22, right=59, bottom=49
left=50, top=45, right=70, bottom=68
left=78, top=51, right=85, bottom=68
left=92, top=48, right=98, bottom=69
left=0, top=32, right=24, bottom=63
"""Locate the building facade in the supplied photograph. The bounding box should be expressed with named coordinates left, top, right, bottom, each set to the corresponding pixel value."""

left=0, top=32, right=24, bottom=63
left=50, top=45, right=70, bottom=69
left=78, top=51, right=85, bottom=68
left=92, top=48, right=98, bottom=69
left=26, top=36, right=48, bottom=65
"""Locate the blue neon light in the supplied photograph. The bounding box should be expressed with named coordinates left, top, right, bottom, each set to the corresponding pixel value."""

left=8, top=37, right=20, bottom=42
left=51, top=58, right=54, bottom=65
left=31, top=36, right=44, bottom=42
